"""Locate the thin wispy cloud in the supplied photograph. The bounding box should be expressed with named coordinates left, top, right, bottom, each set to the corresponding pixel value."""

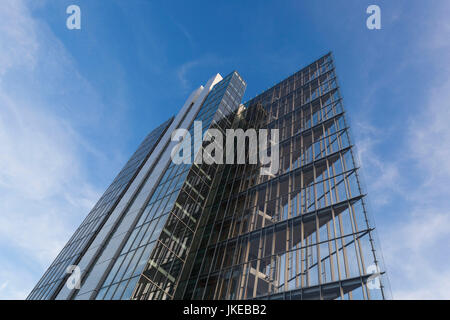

left=352, top=121, right=404, bottom=207
left=382, top=208, right=450, bottom=299
left=0, top=0, right=120, bottom=299
left=172, top=18, right=195, bottom=49
left=177, top=59, right=203, bottom=90
left=177, top=55, right=223, bottom=91
left=352, top=1, right=450, bottom=299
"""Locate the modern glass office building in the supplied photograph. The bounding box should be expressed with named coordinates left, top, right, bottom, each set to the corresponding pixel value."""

left=28, top=53, right=389, bottom=300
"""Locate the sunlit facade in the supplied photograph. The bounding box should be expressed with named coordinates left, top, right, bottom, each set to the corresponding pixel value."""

left=28, top=53, right=389, bottom=300
left=178, top=53, right=390, bottom=300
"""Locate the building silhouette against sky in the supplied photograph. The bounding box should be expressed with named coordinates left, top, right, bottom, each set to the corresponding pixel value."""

left=28, top=53, right=390, bottom=300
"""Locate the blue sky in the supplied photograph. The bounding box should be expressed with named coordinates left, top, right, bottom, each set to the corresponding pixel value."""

left=0, top=0, right=449, bottom=299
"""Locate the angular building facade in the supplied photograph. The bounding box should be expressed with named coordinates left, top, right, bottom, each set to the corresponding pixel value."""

left=28, top=53, right=389, bottom=300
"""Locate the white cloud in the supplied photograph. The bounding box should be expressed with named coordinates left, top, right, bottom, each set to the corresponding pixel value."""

left=172, top=19, right=194, bottom=49
left=0, top=0, right=39, bottom=76
left=177, top=55, right=223, bottom=91
left=385, top=25, right=450, bottom=298
left=0, top=0, right=112, bottom=299
left=408, top=78, right=450, bottom=192
left=355, top=1, right=450, bottom=299
left=352, top=121, right=404, bottom=207
left=382, top=208, right=450, bottom=299
left=177, top=60, right=202, bottom=90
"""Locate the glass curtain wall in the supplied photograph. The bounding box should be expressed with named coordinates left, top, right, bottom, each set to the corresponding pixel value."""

left=27, top=118, right=174, bottom=300
left=94, top=72, right=246, bottom=300
left=178, top=53, right=389, bottom=300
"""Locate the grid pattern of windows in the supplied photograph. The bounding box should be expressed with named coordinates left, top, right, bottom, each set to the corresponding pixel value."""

left=27, top=118, right=174, bottom=300
left=178, top=53, right=389, bottom=300
left=28, top=54, right=390, bottom=301
left=94, top=72, right=246, bottom=300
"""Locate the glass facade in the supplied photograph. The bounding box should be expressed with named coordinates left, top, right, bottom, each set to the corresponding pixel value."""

left=94, top=71, right=246, bottom=300
left=177, top=53, right=389, bottom=300
left=29, top=53, right=389, bottom=300
left=27, top=118, right=173, bottom=300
